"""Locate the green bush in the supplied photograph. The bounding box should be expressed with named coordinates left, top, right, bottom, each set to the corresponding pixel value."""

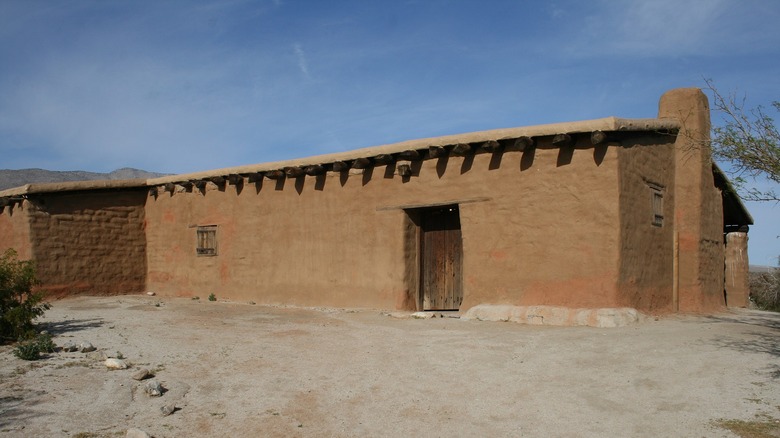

left=208, top=293, right=216, bottom=302
left=13, top=332, right=55, bottom=361
left=0, top=249, right=49, bottom=342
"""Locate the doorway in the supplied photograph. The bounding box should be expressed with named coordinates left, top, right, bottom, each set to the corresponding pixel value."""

left=419, top=205, right=463, bottom=310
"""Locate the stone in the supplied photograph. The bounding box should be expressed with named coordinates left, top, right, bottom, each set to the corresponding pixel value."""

left=126, top=428, right=151, bottom=438
left=411, top=312, right=435, bottom=319
left=105, top=358, right=128, bottom=370
left=131, top=368, right=153, bottom=381
left=62, top=341, right=78, bottom=352
left=161, top=404, right=176, bottom=416
left=87, top=350, right=108, bottom=361
left=146, top=291, right=156, bottom=296
left=79, top=342, right=96, bottom=353
left=145, top=380, right=163, bottom=397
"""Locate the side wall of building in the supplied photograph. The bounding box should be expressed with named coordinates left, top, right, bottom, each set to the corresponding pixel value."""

left=660, top=88, right=726, bottom=313
left=0, top=202, right=33, bottom=260
left=145, top=138, right=625, bottom=311
left=26, top=191, right=147, bottom=297
left=724, top=231, right=749, bottom=307
left=617, top=136, right=677, bottom=313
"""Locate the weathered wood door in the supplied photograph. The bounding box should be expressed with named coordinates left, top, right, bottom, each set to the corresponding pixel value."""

left=420, top=206, right=463, bottom=310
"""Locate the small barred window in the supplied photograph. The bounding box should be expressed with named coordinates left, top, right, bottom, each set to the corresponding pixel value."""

left=197, top=226, right=218, bottom=256
left=649, top=184, right=664, bottom=227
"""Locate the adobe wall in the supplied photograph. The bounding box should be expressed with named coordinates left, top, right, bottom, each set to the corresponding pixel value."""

left=0, top=202, right=33, bottom=260
left=659, top=88, right=725, bottom=313
left=145, top=138, right=625, bottom=311
left=25, top=191, right=147, bottom=297
left=617, top=136, right=677, bottom=313
left=724, top=231, right=749, bottom=307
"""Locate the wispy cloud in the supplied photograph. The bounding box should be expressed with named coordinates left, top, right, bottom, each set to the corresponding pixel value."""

left=293, top=43, right=310, bottom=79
left=560, top=0, right=779, bottom=58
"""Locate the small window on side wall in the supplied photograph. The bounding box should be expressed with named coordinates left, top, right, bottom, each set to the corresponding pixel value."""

left=648, top=183, right=664, bottom=227
left=197, top=225, right=218, bottom=256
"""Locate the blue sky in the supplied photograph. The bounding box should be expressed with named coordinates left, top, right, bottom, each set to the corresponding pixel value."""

left=0, top=0, right=778, bottom=265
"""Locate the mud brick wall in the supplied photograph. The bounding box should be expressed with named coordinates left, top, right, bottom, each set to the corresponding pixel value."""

left=0, top=201, right=33, bottom=259
left=145, top=136, right=624, bottom=312
left=27, top=190, right=147, bottom=297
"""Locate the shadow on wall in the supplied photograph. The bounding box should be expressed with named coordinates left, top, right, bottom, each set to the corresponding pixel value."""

left=247, top=140, right=619, bottom=195
left=163, top=132, right=674, bottom=198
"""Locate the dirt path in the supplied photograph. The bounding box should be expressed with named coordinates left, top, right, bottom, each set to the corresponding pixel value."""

left=1, top=296, right=778, bottom=437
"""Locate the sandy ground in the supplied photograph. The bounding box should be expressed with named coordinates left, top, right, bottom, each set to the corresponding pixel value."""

left=0, top=296, right=778, bottom=438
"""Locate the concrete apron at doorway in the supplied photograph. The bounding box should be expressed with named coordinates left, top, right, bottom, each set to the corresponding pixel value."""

left=408, top=311, right=462, bottom=320
left=393, top=305, right=643, bottom=327
left=462, top=304, right=644, bottom=328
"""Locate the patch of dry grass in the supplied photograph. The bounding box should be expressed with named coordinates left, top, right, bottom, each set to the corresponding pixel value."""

left=716, top=416, right=780, bottom=438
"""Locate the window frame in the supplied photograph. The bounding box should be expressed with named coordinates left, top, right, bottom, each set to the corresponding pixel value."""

left=648, top=183, right=664, bottom=227
left=196, top=225, right=218, bottom=256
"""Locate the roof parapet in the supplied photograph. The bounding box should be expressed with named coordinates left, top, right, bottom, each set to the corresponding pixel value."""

left=1, top=116, right=680, bottom=197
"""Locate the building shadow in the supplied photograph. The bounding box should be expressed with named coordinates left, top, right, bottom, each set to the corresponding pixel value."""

left=488, top=150, right=503, bottom=170
left=362, top=167, right=374, bottom=186
left=520, top=148, right=536, bottom=171
left=593, top=144, right=608, bottom=166
left=314, top=174, right=326, bottom=191
left=556, top=146, right=574, bottom=167
left=460, top=155, right=474, bottom=174
left=436, top=156, right=449, bottom=178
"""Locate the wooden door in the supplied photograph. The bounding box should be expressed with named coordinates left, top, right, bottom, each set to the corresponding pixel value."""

left=420, top=206, right=463, bottom=310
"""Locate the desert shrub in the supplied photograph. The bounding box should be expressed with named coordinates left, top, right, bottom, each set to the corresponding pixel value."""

left=0, top=249, right=49, bottom=341
left=749, top=267, right=780, bottom=311
left=13, top=332, right=55, bottom=360
left=208, top=293, right=216, bottom=302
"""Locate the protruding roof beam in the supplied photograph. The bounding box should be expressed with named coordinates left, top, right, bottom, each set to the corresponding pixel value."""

left=284, top=167, right=305, bottom=178
left=514, top=136, right=535, bottom=151
left=373, top=154, right=395, bottom=165
left=451, top=143, right=472, bottom=155
left=481, top=140, right=501, bottom=152
left=351, top=157, right=372, bottom=169
left=398, top=150, right=421, bottom=160
left=591, top=130, right=608, bottom=145
left=552, top=134, right=574, bottom=147
left=265, top=170, right=285, bottom=179
left=428, top=146, right=447, bottom=158
left=304, top=164, right=325, bottom=176
left=246, top=172, right=264, bottom=183
left=397, top=164, right=412, bottom=177
left=331, top=161, right=349, bottom=172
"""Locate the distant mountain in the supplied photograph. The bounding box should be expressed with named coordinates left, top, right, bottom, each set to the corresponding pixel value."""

left=0, top=167, right=169, bottom=191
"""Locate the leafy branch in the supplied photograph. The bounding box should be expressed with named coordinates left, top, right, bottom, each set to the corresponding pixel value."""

left=705, top=78, right=780, bottom=202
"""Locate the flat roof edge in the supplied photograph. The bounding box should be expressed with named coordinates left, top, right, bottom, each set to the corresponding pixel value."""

left=0, top=116, right=680, bottom=195
left=149, top=117, right=680, bottom=185
left=0, top=179, right=148, bottom=197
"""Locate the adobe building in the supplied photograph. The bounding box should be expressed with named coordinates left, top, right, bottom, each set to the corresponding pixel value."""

left=0, top=88, right=753, bottom=324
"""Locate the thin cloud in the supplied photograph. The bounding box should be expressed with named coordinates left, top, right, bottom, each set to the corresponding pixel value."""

left=560, top=0, right=778, bottom=58
left=294, top=43, right=310, bottom=79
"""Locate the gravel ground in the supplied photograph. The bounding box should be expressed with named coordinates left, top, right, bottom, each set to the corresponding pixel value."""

left=1, top=295, right=778, bottom=437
